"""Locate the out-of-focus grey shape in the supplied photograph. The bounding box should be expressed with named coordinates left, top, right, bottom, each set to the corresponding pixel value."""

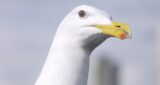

left=156, top=23, right=160, bottom=85
left=88, top=55, right=118, bottom=85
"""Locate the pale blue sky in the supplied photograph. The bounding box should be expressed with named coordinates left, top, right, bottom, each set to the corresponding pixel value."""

left=0, top=0, right=159, bottom=85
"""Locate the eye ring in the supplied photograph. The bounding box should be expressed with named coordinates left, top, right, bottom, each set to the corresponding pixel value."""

left=78, top=10, right=86, bottom=18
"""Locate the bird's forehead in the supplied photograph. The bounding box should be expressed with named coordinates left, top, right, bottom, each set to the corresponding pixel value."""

left=72, top=5, right=111, bottom=18
left=74, top=5, right=96, bottom=11
left=73, top=5, right=101, bottom=14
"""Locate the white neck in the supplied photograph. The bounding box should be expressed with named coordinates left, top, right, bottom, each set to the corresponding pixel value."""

left=35, top=34, right=93, bottom=85
left=35, top=22, right=108, bottom=85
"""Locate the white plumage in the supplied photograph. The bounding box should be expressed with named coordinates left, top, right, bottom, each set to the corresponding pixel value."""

left=35, top=5, right=131, bottom=85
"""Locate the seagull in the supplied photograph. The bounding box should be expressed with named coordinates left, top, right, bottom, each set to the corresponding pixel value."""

left=35, top=5, right=131, bottom=85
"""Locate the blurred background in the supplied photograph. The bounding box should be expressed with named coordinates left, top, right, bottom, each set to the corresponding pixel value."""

left=0, top=0, right=159, bottom=85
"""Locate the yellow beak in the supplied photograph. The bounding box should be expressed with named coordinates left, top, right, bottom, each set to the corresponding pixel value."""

left=96, top=21, right=132, bottom=39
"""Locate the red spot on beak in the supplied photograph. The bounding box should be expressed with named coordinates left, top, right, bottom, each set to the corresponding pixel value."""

left=120, top=33, right=127, bottom=39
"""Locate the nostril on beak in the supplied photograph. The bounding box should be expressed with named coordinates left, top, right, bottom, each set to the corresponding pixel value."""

left=116, top=25, right=121, bottom=28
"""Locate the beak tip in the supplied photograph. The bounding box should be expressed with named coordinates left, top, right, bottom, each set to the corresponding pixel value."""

left=119, top=32, right=132, bottom=40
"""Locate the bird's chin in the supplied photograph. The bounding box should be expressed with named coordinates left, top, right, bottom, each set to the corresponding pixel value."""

left=78, top=26, right=113, bottom=51
left=82, top=33, right=108, bottom=51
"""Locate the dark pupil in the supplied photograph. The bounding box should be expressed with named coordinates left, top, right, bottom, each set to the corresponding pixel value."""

left=79, top=10, right=85, bottom=17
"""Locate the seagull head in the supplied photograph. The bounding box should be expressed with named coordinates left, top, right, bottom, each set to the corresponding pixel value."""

left=57, top=5, right=131, bottom=50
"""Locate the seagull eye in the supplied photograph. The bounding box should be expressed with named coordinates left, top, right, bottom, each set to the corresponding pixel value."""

left=78, top=10, right=86, bottom=18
